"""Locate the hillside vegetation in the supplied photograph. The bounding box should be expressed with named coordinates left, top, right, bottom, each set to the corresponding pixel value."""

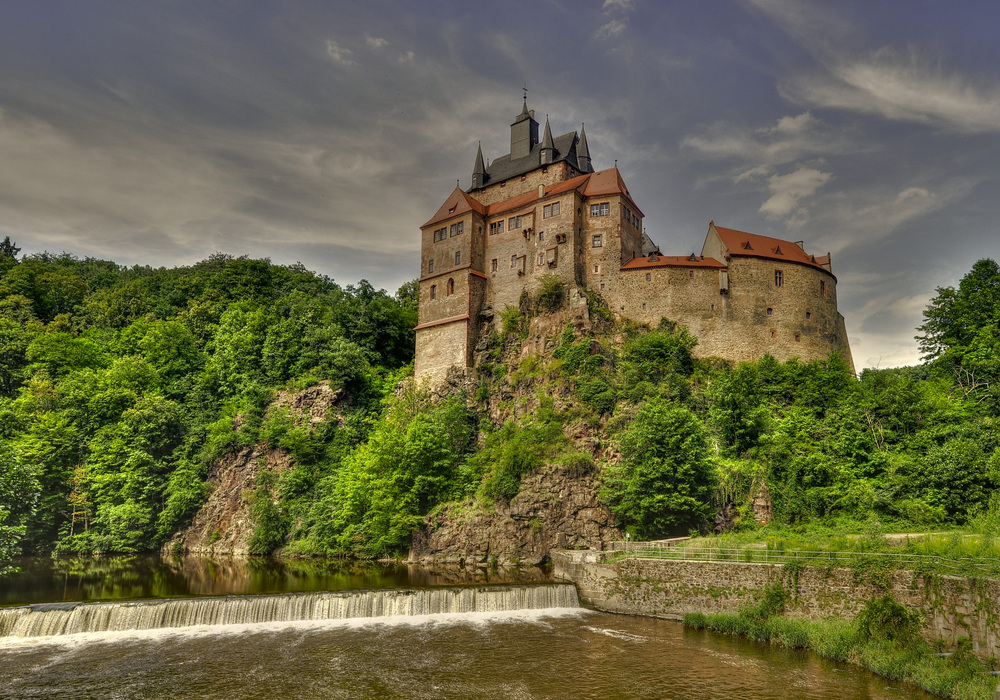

left=0, top=237, right=998, bottom=569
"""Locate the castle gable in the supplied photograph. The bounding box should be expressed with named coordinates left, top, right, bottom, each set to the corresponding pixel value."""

left=422, top=187, right=486, bottom=229
left=476, top=131, right=581, bottom=188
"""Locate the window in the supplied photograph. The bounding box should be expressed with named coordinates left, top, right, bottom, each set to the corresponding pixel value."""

left=794, top=334, right=801, bottom=342
left=447, top=278, right=454, bottom=295
left=641, top=303, right=647, bottom=311
left=806, top=311, right=811, bottom=320
left=593, top=264, right=601, bottom=274
left=427, top=260, right=434, bottom=274
left=775, top=270, right=784, bottom=287
left=433, top=227, right=446, bottom=242
left=491, top=258, right=497, bottom=272
left=430, top=284, right=436, bottom=300
left=688, top=270, right=694, bottom=278
left=766, top=307, right=773, bottom=316
left=592, top=234, right=603, bottom=248
left=543, top=202, right=560, bottom=218
left=711, top=304, right=715, bottom=311
left=820, top=280, right=826, bottom=298
left=538, top=232, right=544, bottom=241
left=538, top=253, right=544, bottom=266
left=590, top=202, right=610, bottom=217
left=645, top=273, right=651, bottom=281
left=455, top=251, right=461, bottom=265
left=489, top=221, right=504, bottom=235
left=600, top=283, right=605, bottom=291
left=510, top=255, right=517, bottom=268
left=770, top=329, right=776, bottom=338
left=508, top=215, right=522, bottom=229
left=449, top=222, right=463, bottom=237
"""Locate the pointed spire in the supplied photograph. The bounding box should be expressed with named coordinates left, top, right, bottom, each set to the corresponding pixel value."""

left=471, top=142, right=486, bottom=189
left=518, top=98, right=530, bottom=118
left=540, top=116, right=555, bottom=165
left=578, top=123, right=592, bottom=172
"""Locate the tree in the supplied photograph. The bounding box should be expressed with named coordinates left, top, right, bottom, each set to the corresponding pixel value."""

left=918, top=258, right=1000, bottom=361
left=603, top=399, right=716, bottom=538
left=0, top=443, right=40, bottom=574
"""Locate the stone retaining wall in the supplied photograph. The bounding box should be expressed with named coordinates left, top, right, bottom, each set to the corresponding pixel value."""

left=552, top=551, right=1000, bottom=658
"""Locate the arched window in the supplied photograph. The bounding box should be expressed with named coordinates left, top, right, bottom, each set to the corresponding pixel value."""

left=430, top=284, right=436, bottom=300
left=447, top=278, right=454, bottom=296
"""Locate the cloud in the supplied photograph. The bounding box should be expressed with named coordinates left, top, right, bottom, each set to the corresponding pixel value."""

left=758, top=167, right=832, bottom=221
left=325, top=40, right=355, bottom=66
left=594, top=19, right=627, bottom=41
left=398, top=50, right=415, bottom=64
left=781, top=49, right=1000, bottom=134
left=603, top=0, right=634, bottom=10
left=364, top=35, right=387, bottom=49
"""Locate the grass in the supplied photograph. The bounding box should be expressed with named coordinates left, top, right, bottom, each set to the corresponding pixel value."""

left=684, top=610, right=998, bottom=700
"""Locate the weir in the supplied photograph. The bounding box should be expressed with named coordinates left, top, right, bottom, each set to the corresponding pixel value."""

left=0, top=583, right=579, bottom=639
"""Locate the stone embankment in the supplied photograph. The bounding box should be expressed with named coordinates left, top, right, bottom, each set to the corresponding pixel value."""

left=552, top=550, right=1000, bottom=660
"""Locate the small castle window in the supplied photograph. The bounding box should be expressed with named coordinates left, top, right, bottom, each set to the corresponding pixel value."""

left=449, top=222, right=463, bottom=237
left=434, top=227, right=446, bottom=242
left=600, top=283, right=605, bottom=291
left=427, top=260, right=434, bottom=274
left=642, top=303, right=647, bottom=311
left=775, top=270, right=784, bottom=287
left=645, top=273, right=651, bottom=282
left=491, top=258, right=497, bottom=272
left=430, top=284, right=436, bottom=300
left=538, top=231, right=544, bottom=241
left=447, top=278, right=454, bottom=295
left=766, top=307, right=773, bottom=316
left=794, top=334, right=801, bottom=342
left=592, top=234, right=603, bottom=248
left=689, top=270, right=694, bottom=278
left=538, top=252, right=544, bottom=266
left=820, top=280, right=826, bottom=297
left=711, top=304, right=715, bottom=311
left=594, top=264, right=601, bottom=274
left=806, top=311, right=811, bottom=320
left=543, top=202, right=560, bottom=218
left=590, top=202, right=610, bottom=217
left=508, top=215, right=522, bottom=229
left=455, top=251, right=461, bottom=265
left=510, top=255, right=517, bottom=269
left=770, top=329, right=776, bottom=338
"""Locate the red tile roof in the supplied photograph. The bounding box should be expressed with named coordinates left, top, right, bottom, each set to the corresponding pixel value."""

left=423, top=169, right=641, bottom=228
left=422, top=188, right=487, bottom=228
left=712, top=225, right=829, bottom=272
left=621, top=254, right=726, bottom=271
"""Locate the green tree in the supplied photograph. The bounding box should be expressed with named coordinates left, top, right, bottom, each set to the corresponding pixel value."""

left=0, top=443, right=40, bottom=574
left=603, top=399, right=716, bottom=537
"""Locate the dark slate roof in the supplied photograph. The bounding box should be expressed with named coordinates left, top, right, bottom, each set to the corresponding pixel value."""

left=475, top=131, right=582, bottom=188
left=641, top=232, right=660, bottom=256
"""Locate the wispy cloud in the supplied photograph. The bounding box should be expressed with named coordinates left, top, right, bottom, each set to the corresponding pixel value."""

left=594, top=19, right=627, bottom=41
left=603, top=0, right=635, bottom=10
left=325, top=40, right=355, bottom=66
left=757, top=166, right=832, bottom=222
left=364, top=34, right=387, bottom=49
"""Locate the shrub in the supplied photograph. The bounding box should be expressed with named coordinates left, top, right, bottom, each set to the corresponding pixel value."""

left=536, top=275, right=564, bottom=311
left=855, top=593, right=923, bottom=644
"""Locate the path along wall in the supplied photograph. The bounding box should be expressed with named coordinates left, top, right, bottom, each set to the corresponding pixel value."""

left=552, top=551, right=1000, bottom=659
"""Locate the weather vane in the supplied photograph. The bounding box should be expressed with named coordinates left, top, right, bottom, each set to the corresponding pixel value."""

left=522, top=85, right=528, bottom=100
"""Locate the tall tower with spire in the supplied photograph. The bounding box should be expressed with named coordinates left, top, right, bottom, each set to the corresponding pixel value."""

left=509, top=100, right=539, bottom=160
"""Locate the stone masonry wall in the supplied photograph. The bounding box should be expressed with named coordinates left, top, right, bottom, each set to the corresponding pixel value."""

left=552, top=552, right=1000, bottom=658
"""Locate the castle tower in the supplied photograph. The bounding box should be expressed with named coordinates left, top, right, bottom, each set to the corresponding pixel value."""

left=510, top=99, right=539, bottom=160
left=472, top=143, right=486, bottom=190
left=539, top=116, right=555, bottom=165
left=577, top=124, right=592, bottom=173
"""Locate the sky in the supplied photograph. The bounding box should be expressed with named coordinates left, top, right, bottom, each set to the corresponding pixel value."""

left=0, top=0, right=998, bottom=369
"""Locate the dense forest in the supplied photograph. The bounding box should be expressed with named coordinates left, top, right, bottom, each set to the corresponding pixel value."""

left=0, top=236, right=998, bottom=570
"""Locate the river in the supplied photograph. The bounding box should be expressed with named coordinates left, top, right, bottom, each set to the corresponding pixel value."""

left=0, top=555, right=933, bottom=699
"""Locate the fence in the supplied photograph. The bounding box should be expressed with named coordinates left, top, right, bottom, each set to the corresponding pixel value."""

left=605, top=541, right=1000, bottom=577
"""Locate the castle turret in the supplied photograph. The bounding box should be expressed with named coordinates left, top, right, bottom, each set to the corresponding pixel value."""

left=472, top=142, right=486, bottom=190
left=578, top=123, right=593, bottom=173
left=510, top=99, right=539, bottom=160
left=540, top=116, right=555, bottom=165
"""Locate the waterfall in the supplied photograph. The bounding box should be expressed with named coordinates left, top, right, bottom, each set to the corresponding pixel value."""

left=0, top=584, right=580, bottom=639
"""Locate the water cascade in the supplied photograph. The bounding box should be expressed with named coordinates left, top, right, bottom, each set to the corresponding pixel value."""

left=0, top=584, right=579, bottom=639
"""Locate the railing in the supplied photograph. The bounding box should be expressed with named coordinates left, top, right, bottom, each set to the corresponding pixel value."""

left=605, top=542, right=1000, bottom=577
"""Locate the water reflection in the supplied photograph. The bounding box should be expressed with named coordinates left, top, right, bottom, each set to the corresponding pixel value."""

left=0, top=555, right=552, bottom=606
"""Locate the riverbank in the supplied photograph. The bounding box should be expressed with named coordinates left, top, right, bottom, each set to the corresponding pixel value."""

left=552, top=549, right=1000, bottom=700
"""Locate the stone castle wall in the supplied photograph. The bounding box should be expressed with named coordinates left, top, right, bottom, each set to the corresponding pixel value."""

left=552, top=552, right=1000, bottom=659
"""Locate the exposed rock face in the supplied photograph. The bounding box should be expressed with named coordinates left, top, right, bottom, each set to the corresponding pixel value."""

left=163, top=381, right=343, bottom=556
left=163, top=445, right=294, bottom=556
left=411, top=466, right=621, bottom=567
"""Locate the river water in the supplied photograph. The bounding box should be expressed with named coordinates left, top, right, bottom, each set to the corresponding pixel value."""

left=0, top=555, right=933, bottom=699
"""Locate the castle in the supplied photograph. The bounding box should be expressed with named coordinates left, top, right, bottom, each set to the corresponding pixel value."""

left=414, top=100, right=853, bottom=385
